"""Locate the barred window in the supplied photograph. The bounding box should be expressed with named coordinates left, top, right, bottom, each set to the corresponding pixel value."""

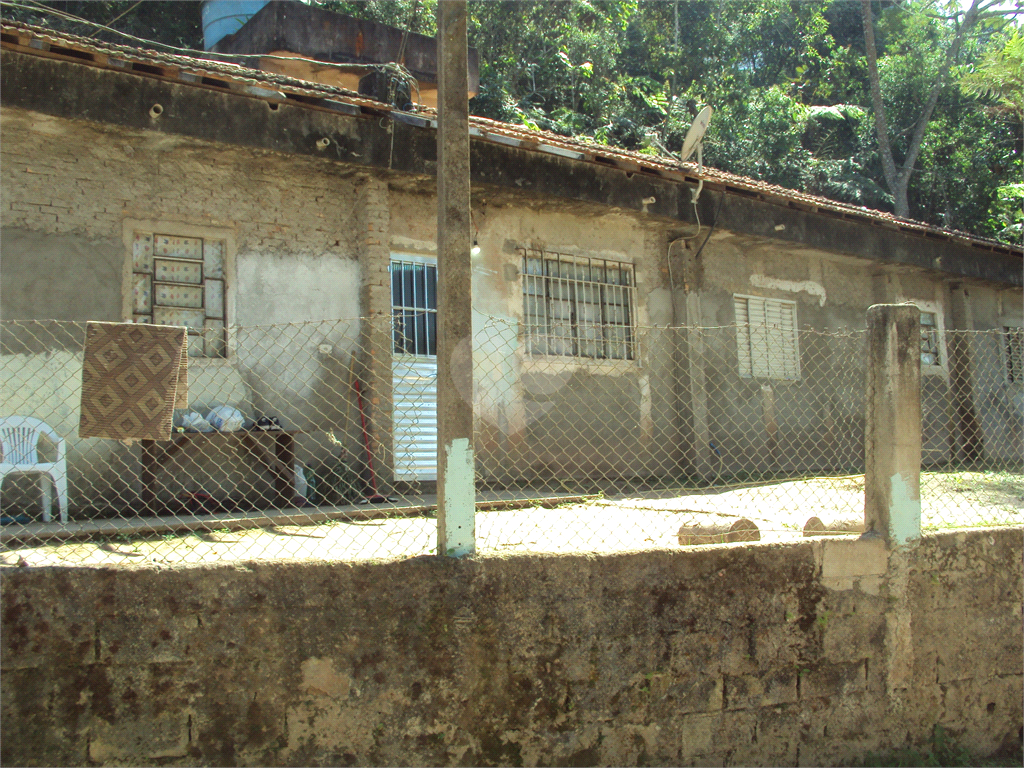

left=1005, top=327, right=1023, bottom=383
left=390, top=256, right=437, bottom=357
left=521, top=250, right=635, bottom=360
left=734, top=295, right=800, bottom=380
left=131, top=232, right=227, bottom=358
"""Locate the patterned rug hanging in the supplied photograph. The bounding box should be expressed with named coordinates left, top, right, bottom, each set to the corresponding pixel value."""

left=79, top=322, right=188, bottom=441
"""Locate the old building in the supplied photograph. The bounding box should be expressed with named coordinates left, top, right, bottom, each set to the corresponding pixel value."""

left=1, top=18, right=1020, bottom=514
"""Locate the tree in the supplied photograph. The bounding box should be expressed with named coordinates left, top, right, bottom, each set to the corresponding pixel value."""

left=2, top=1, right=202, bottom=49
left=860, top=0, right=1016, bottom=219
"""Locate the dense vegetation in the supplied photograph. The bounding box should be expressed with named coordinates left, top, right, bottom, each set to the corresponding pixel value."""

left=4, top=0, right=1021, bottom=242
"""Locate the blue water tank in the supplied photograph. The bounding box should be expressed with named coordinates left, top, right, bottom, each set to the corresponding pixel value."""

left=201, top=0, right=269, bottom=50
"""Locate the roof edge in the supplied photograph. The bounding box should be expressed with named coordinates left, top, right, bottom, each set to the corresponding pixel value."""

left=0, top=19, right=1020, bottom=261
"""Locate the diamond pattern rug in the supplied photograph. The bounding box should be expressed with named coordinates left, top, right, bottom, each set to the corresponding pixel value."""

left=79, top=322, right=188, bottom=441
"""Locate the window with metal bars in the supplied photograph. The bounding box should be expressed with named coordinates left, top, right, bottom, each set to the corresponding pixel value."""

left=390, top=257, right=437, bottom=357
left=734, top=295, right=800, bottom=380
left=521, top=249, right=635, bottom=360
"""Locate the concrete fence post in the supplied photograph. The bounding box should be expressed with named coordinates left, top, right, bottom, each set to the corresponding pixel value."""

left=864, top=304, right=922, bottom=546
left=435, top=0, right=475, bottom=557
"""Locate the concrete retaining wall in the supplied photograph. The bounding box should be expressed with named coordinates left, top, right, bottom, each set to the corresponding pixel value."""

left=2, top=528, right=1021, bottom=766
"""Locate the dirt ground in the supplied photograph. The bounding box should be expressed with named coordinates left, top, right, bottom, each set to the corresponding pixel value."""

left=2, top=471, right=1021, bottom=568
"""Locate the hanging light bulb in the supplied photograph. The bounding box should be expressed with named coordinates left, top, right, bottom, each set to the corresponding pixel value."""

left=470, top=208, right=482, bottom=256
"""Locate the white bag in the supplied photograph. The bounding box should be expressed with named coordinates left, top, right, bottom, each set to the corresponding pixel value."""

left=206, top=406, right=245, bottom=433
left=294, top=464, right=308, bottom=498
left=179, top=411, right=214, bottom=433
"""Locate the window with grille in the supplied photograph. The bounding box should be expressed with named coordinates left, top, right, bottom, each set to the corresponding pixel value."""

left=1005, top=327, right=1023, bottom=383
left=131, top=232, right=227, bottom=358
left=391, top=257, right=438, bottom=357
left=734, top=295, right=800, bottom=380
left=521, top=250, right=635, bottom=360
left=920, top=311, right=943, bottom=368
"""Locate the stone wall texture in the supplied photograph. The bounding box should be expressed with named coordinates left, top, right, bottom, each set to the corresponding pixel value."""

left=2, top=528, right=1021, bottom=767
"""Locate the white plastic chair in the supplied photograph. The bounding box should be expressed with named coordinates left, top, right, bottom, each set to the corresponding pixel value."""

left=0, top=416, right=68, bottom=523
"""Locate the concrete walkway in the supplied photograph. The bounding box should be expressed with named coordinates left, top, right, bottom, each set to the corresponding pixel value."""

left=2, top=473, right=1020, bottom=568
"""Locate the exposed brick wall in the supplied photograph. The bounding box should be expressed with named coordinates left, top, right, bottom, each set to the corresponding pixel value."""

left=1, top=108, right=362, bottom=326
left=1, top=110, right=357, bottom=250
left=2, top=529, right=1020, bottom=766
left=353, top=174, right=395, bottom=487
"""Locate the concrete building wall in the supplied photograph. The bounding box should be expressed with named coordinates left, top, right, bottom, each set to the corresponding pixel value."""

left=457, top=203, right=676, bottom=483
left=2, top=105, right=1019, bottom=506
left=384, top=190, right=682, bottom=484
left=0, top=108, right=362, bottom=326
left=941, top=284, right=1024, bottom=464
left=0, top=108, right=367, bottom=506
left=691, top=236, right=876, bottom=477
left=682, top=232, right=1023, bottom=476
left=2, top=529, right=1020, bottom=766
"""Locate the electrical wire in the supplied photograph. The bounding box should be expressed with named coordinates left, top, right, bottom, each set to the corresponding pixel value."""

left=88, top=0, right=141, bottom=38
left=665, top=202, right=702, bottom=290
left=687, top=190, right=725, bottom=280
left=665, top=190, right=725, bottom=327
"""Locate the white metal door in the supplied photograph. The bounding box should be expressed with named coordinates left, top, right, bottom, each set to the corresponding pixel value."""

left=391, top=255, right=438, bottom=481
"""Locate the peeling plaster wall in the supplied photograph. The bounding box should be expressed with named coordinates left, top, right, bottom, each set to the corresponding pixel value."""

left=453, top=202, right=672, bottom=481
left=680, top=233, right=1023, bottom=475
left=690, top=237, right=879, bottom=476
left=1, top=529, right=1021, bottom=766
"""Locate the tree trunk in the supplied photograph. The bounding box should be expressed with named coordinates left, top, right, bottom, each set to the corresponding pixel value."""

left=862, top=0, right=908, bottom=217
left=861, top=0, right=985, bottom=221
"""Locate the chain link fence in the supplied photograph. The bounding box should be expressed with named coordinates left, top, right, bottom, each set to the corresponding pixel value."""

left=1, top=319, right=1021, bottom=566
left=472, top=317, right=871, bottom=553
left=920, top=329, right=1024, bottom=532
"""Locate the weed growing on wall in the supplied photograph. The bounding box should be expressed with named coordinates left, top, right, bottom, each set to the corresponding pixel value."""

left=852, top=725, right=1022, bottom=767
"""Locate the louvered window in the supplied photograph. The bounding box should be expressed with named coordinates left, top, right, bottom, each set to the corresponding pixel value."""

left=734, top=295, right=800, bottom=380
left=131, top=232, right=227, bottom=358
left=920, top=311, right=943, bottom=367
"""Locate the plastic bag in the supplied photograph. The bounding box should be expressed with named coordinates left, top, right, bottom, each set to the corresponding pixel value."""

left=206, top=406, right=245, bottom=433
left=293, top=464, right=308, bottom=498
left=179, top=411, right=214, bottom=433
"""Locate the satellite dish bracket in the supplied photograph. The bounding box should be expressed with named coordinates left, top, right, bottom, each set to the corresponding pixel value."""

left=691, top=144, right=704, bottom=204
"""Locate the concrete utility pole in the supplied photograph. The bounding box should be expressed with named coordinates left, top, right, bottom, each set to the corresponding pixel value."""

left=435, top=0, right=475, bottom=557
left=864, top=304, right=922, bottom=546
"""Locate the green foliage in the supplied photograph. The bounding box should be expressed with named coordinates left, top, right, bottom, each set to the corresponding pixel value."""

left=803, top=104, right=867, bottom=160
left=2, top=1, right=202, bottom=49
left=991, top=183, right=1024, bottom=241
left=462, top=0, right=1021, bottom=241
left=320, top=0, right=437, bottom=36
left=961, top=30, right=1024, bottom=116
